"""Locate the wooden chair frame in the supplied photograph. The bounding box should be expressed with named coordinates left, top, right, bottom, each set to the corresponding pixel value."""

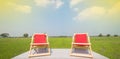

left=70, top=33, right=93, bottom=58
left=28, top=33, right=50, bottom=57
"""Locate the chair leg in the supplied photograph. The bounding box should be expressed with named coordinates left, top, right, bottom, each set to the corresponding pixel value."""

left=89, top=46, right=93, bottom=58
left=28, top=45, right=33, bottom=58
left=48, top=45, right=50, bottom=54
left=70, top=44, right=73, bottom=55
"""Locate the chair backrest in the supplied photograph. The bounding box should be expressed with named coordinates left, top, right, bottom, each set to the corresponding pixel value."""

left=33, top=33, right=47, bottom=43
left=74, top=33, right=88, bottom=43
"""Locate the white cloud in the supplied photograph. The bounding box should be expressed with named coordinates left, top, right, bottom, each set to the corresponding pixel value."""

left=15, top=5, right=31, bottom=14
left=55, top=0, right=64, bottom=8
left=108, top=2, right=120, bottom=15
left=34, top=0, right=51, bottom=7
left=70, top=0, right=83, bottom=8
left=7, top=2, right=31, bottom=14
left=73, top=2, right=120, bottom=21
left=7, top=2, right=16, bottom=7
left=34, top=0, right=64, bottom=9
left=74, top=6, right=106, bottom=20
left=73, top=8, right=79, bottom=12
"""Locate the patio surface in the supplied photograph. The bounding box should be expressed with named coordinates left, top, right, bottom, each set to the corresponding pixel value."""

left=12, top=49, right=109, bottom=59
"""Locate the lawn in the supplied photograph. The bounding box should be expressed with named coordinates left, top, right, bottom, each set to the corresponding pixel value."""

left=0, top=38, right=30, bottom=59
left=0, top=37, right=120, bottom=59
left=91, top=37, right=120, bottom=59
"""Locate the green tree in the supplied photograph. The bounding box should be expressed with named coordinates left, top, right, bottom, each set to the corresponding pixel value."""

left=0, top=33, right=9, bottom=37
left=106, top=34, right=110, bottom=37
left=114, top=34, right=118, bottom=37
left=23, top=33, right=29, bottom=37
left=98, top=33, right=103, bottom=37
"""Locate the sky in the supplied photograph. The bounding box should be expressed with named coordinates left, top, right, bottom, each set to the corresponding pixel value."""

left=0, top=0, right=120, bottom=36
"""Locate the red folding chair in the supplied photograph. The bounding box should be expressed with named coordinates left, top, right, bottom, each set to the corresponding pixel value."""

left=70, top=33, right=93, bottom=58
left=28, top=33, right=50, bottom=57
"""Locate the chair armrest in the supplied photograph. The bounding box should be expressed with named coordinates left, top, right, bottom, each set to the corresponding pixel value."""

left=72, top=42, right=91, bottom=45
left=31, top=43, right=49, bottom=45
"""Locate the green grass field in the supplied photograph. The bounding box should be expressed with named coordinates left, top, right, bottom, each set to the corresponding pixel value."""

left=0, top=37, right=120, bottom=59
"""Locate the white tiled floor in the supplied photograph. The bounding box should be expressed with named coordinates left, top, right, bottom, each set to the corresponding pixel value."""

left=12, top=49, right=109, bottom=59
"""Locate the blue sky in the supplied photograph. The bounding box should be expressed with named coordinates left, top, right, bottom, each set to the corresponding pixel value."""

left=0, top=0, right=120, bottom=36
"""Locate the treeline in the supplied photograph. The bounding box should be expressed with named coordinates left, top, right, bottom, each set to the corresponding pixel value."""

left=49, top=36, right=72, bottom=38
left=0, top=33, right=119, bottom=38
left=98, top=33, right=119, bottom=37
left=0, top=33, right=29, bottom=38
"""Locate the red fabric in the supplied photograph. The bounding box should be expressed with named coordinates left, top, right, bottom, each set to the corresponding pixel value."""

left=32, top=43, right=48, bottom=46
left=33, top=34, right=47, bottom=43
left=73, top=43, right=90, bottom=46
left=74, top=34, right=88, bottom=43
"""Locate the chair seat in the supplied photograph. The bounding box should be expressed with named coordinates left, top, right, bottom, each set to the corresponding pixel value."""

left=73, top=43, right=91, bottom=46
left=31, top=43, right=48, bottom=46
